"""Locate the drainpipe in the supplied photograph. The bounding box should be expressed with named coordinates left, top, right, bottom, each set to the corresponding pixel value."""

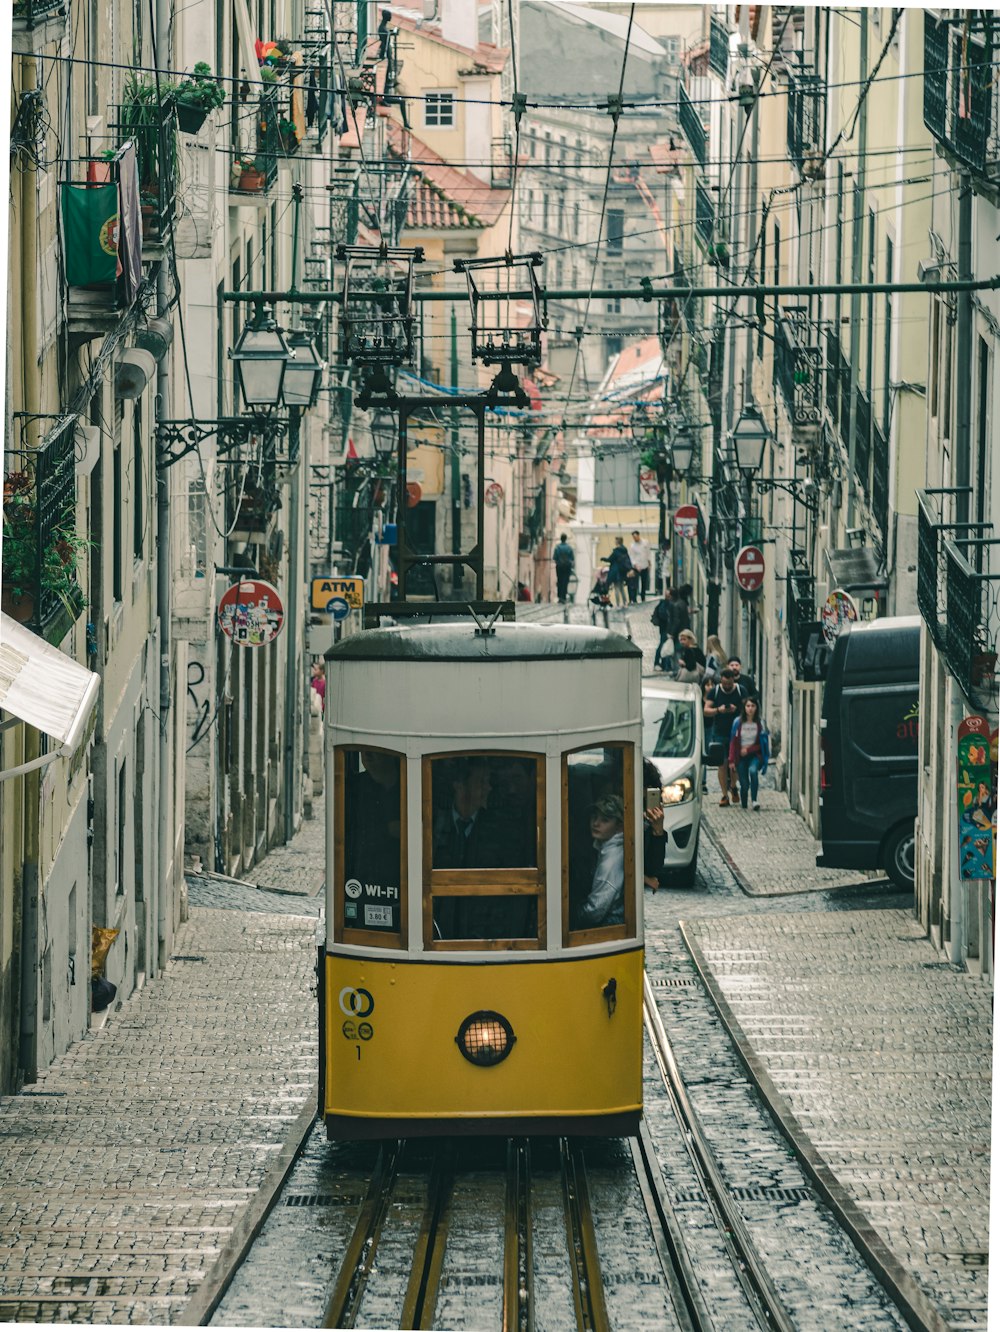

left=17, top=52, right=42, bottom=1083
left=155, top=0, right=173, bottom=970
left=284, top=408, right=302, bottom=841
left=954, top=173, right=972, bottom=529
left=845, top=10, right=868, bottom=530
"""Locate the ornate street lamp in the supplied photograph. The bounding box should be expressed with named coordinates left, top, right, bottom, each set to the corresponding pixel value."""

left=230, top=305, right=291, bottom=410
left=282, top=327, right=325, bottom=408
left=730, top=402, right=771, bottom=474
left=671, top=426, right=695, bottom=476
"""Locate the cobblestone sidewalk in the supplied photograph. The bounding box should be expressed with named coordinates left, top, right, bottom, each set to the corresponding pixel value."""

left=0, top=811, right=325, bottom=1325
left=683, top=910, right=992, bottom=1331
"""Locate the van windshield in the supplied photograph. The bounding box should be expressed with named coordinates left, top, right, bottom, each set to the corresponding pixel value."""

left=642, top=697, right=696, bottom=759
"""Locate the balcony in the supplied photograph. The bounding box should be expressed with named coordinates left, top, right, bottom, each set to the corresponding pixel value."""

left=785, top=557, right=817, bottom=678
left=2, top=421, right=86, bottom=645
left=923, top=13, right=995, bottom=177
left=230, top=90, right=282, bottom=201
left=871, top=422, right=889, bottom=544
left=854, top=389, right=872, bottom=493
left=678, top=81, right=707, bottom=167
left=786, top=70, right=826, bottom=177
left=709, top=16, right=730, bottom=79
left=12, top=0, right=66, bottom=39
left=117, top=90, right=177, bottom=248
left=694, top=178, right=714, bottom=247
left=825, top=330, right=847, bottom=431
left=774, top=309, right=822, bottom=427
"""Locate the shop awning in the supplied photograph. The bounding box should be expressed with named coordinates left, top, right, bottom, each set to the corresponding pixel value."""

left=0, top=612, right=100, bottom=780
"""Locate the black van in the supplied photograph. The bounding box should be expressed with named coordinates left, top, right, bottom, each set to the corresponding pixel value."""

left=817, top=616, right=920, bottom=888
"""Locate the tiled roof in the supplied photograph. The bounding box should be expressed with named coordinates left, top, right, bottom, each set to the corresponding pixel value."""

left=389, top=13, right=508, bottom=72
left=386, top=120, right=510, bottom=230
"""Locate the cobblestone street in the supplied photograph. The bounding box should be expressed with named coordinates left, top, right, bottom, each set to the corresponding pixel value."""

left=0, top=624, right=991, bottom=1326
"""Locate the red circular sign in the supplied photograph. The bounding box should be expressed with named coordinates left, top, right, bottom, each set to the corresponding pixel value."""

left=485, top=481, right=504, bottom=507
left=217, top=580, right=284, bottom=646
left=405, top=481, right=422, bottom=508
left=673, top=504, right=698, bottom=539
left=735, top=545, right=765, bottom=593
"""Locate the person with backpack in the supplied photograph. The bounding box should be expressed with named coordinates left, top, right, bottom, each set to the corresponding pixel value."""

left=727, top=695, right=770, bottom=810
left=603, top=536, right=632, bottom=608
left=650, top=589, right=675, bottom=672
left=553, top=534, right=575, bottom=603
left=704, top=668, right=747, bottom=805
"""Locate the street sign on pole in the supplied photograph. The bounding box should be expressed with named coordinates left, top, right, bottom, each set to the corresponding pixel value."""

left=485, top=481, right=504, bottom=507
left=821, top=588, right=858, bottom=644
left=734, top=545, right=765, bottom=595
left=673, top=504, right=698, bottom=539
left=217, top=580, right=284, bottom=646
left=311, top=576, right=364, bottom=613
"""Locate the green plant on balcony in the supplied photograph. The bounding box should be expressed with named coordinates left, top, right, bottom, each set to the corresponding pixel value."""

left=235, top=156, right=267, bottom=193
left=278, top=117, right=299, bottom=154
left=121, top=74, right=178, bottom=207
left=175, top=63, right=227, bottom=134
left=2, top=471, right=38, bottom=619
left=40, top=524, right=90, bottom=617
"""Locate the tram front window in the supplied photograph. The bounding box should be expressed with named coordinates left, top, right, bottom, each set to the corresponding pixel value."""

left=336, top=747, right=405, bottom=943
left=564, top=744, right=635, bottom=940
left=427, top=753, right=543, bottom=946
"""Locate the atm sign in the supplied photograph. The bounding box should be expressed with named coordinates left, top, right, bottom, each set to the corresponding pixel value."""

left=311, top=576, right=364, bottom=611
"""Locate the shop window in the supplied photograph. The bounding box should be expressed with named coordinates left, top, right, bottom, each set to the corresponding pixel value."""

left=334, top=747, right=406, bottom=946
left=424, top=752, right=544, bottom=949
left=563, top=744, right=635, bottom=944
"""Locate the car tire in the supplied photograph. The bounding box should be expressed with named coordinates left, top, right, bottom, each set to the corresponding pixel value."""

left=672, top=834, right=699, bottom=888
left=883, top=821, right=915, bottom=890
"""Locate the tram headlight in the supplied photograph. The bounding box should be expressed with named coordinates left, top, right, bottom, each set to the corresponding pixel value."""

left=455, top=1011, right=516, bottom=1066
left=661, top=772, right=694, bottom=806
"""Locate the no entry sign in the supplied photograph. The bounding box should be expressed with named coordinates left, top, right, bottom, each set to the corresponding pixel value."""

left=735, top=545, right=765, bottom=594
left=673, top=504, right=698, bottom=539
left=217, top=580, right=284, bottom=646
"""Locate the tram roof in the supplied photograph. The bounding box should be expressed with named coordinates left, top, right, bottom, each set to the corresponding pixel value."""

left=325, top=621, right=643, bottom=663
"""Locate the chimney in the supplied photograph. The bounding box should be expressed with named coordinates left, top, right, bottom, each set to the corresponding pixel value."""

left=439, top=0, right=478, bottom=51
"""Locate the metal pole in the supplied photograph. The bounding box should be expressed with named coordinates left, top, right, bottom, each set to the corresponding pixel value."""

left=955, top=173, right=973, bottom=528
left=450, top=305, right=461, bottom=589
left=284, top=409, right=301, bottom=840
left=845, top=10, right=868, bottom=528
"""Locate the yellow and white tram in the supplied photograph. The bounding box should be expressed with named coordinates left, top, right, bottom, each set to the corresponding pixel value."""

left=319, top=619, right=645, bottom=1138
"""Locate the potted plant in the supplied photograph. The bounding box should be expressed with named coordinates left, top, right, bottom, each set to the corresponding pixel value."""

left=120, top=74, right=177, bottom=221
left=2, top=471, right=38, bottom=622
left=278, top=117, right=299, bottom=155
left=238, top=157, right=267, bottom=193
left=175, top=62, right=227, bottom=134
left=40, top=524, right=90, bottom=618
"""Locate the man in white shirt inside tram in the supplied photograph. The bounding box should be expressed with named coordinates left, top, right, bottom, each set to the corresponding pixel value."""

left=577, top=794, right=625, bottom=928
left=628, top=530, right=652, bottom=603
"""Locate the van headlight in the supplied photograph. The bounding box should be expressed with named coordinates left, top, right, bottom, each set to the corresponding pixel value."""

left=661, top=772, right=694, bottom=806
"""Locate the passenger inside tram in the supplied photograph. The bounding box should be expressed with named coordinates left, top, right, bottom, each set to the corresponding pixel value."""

left=566, top=748, right=627, bottom=930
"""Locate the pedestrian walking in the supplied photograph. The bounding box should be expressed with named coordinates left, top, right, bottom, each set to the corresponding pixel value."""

left=650, top=589, right=675, bottom=671
left=676, top=629, right=706, bottom=671
left=670, top=584, right=692, bottom=636
left=704, top=635, right=727, bottom=686
left=728, top=656, right=759, bottom=699
left=603, top=536, right=632, bottom=608
left=309, top=660, right=326, bottom=716
left=553, top=533, right=575, bottom=603
left=704, top=668, right=746, bottom=805
left=628, top=530, right=652, bottom=601
left=674, top=647, right=705, bottom=685
left=728, top=696, right=770, bottom=810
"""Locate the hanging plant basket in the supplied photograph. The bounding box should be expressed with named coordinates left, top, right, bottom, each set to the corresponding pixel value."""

left=176, top=102, right=210, bottom=134
left=1, top=586, right=34, bottom=623
left=239, top=167, right=265, bottom=193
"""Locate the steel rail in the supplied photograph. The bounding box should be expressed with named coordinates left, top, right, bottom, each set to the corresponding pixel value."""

left=559, top=1139, right=610, bottom=1332
left=503, top=1138, right=535, bottom=1332
left=399, top=1142, right=454, bottom=1330
left=631, top=1122, right=712, bottom=1332
left=643, top=974, right=798, bottom=1332
left=322, top=1141, right=403, bottom=1329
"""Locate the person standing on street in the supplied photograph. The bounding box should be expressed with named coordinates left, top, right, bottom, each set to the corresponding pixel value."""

left=728, top=695, right=769, bottom=810
left=603, top=537, right=632, bottom=608
left=704, top=668, right=746, bottom=805
left=628, top=530, right=652, bottom=602
left=670, top=583, right=691, bottom=638
left=650, top=589, right=675, bottom=672
left=553, top=534, right=575, bottom=603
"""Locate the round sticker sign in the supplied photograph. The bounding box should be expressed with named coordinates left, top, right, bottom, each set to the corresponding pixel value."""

left=821, top=588, right=858, bottom=645
left=735, top=545, right=765, bottom=594
left=217, top=580, right=284, bottom=646
left=673, top=504, right=698, bottom=539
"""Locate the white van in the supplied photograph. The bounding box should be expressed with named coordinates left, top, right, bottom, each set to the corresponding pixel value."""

left=641, top=680, right=704, bottom=886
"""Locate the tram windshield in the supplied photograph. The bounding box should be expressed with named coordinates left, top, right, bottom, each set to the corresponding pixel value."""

left=427, top=753, right=542, bottom=945
left=642, top=696, right=696, bottom=760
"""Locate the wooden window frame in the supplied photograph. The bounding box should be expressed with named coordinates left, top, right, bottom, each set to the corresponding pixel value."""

left=562, top=742, right=636, bottom=947
left=422, top=750, right=546, bottom=953
left=333, top=745, right=408, bottom=950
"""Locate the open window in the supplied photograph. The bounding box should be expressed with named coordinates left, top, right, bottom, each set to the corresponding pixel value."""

left=423, top=752, right=545, bottom=950
left=334, top=746, right=406, bottom=947
left=562, top=743, right=636, bottom=945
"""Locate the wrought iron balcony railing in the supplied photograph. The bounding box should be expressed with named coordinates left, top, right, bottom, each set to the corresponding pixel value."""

left=854, top=389, right=872, bottom=492
left=871, top=422, right=889, bottom=544
left=695, top=178, right=714, bottom=247
left=774, top=308, right=822, bottom=426
left=786, top=70, right=826, bottom=175
left=13, top=0, right=66, bottom=25
left=2, top=420, right=85, bottom=643
left=117, top=95, right=177, bottom=243
left=825, top=329, right=847, bottom=433
left=709, top=16, right=730, bottom=79
left=944, top=537, right=1000, bottom=702
left=785, top=557, right=816, bottom=677
left=922, top=12, right=995, bottom=177
left=678, top=82, right=707, bottom=167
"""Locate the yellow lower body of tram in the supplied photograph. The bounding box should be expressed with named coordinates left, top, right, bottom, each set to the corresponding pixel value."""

left=321, top=947, right=644, bottom=1138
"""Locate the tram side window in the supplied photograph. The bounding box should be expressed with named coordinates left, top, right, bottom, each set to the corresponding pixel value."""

left=337, top=747, right=405, bottom=942
left=427, top=754, right=543, bottom=945
left=564, top=745, right=634, bottom=940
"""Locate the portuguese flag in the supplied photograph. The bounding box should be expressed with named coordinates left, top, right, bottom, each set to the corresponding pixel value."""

left=61, top=183, right=119, bottom=286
